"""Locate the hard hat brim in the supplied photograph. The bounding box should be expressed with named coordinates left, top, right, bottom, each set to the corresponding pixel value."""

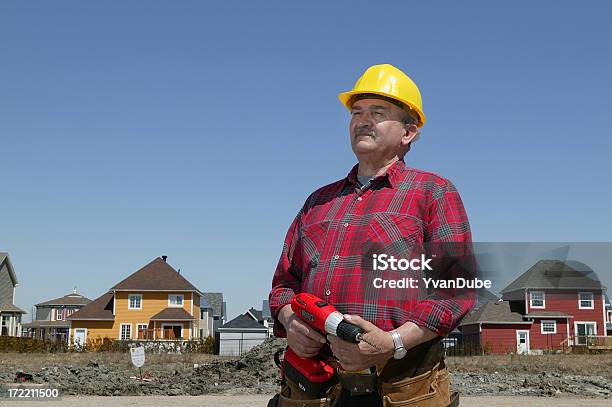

left=338, top=90, right=426, bottom=127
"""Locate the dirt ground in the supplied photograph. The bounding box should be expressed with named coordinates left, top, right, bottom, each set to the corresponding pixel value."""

left=1, top=338, right=611, bottom=400
left=2, top=395, right=612, bottom=407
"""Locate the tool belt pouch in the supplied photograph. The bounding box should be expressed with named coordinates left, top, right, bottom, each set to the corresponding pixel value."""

left=377, top=337, right=452, bottom=407
left=275, top=378, right=339, bottom=407
left=337, top=370, right=378, bottom=396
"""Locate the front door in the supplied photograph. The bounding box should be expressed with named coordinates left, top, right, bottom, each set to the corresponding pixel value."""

left=516, top=330, right=530, bottom=354
left=74, top=329, right=87, bottom=347
left=575, top=322, right=596, bottom=345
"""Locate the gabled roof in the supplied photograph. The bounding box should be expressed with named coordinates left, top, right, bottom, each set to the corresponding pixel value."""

left=111, top=257, right=202, bottom=293
left=202, top=292, right=224, bottom=316
left=460, top=300, right=530, bottom=325
left=501, top=260, right=605, bottom=294
left=0, top=252, right=18, bottom=286
left=150, top=307, right=195, bottom=321
left=0, top=304, right=26, bottom=313
left=219, top=313, right=267, bottom=330
left=67, top=292, right=114, bottom=321
left=36, top=292, right=92, bottom=307
left=247, top=307, right=263, bottom=322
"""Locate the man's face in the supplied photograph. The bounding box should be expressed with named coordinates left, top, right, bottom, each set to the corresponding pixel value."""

left=349, top=98, right=411, bottom=159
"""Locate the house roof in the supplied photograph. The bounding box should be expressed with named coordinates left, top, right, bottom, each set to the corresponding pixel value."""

left=0, top=304, right=26, bottom=313
left=219, top=313, right=267, bottom=330
left=500, top=260, right=606, bottom=294
left=67, top=292, right=115, bottom=320
left=0, top=252, right=18, bottom=286
left=22, top=320, right=70, bottom=328
left=150, top=307, right=195, bottom=321
left=460, top=300, right=530, bottom=325
left=36, top=291, right=92, bottom=307
left=248, top=307, right=263, bottom=322
left=202, top=292, right=224, bottom=316
left=111, top=257, right=202, bottom=294
left=524, top=311, right=573, bottom=318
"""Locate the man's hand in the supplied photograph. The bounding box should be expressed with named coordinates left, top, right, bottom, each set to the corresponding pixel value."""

left=279, top=304, right=326, bottom=358
left=327, top=314, right=395, bottom=371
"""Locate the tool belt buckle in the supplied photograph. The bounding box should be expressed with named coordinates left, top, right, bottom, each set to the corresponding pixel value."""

left=338, top=370, right=377, bottom=397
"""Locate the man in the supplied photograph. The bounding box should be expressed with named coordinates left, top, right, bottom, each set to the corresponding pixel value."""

left=269, top=64, right=474, bottom=406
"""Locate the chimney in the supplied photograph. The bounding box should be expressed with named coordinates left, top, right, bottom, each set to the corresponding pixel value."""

left=162, top=255, right=168, bottom=262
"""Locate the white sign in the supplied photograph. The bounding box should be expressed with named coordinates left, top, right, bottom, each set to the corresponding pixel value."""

left=130, top=346, right=145, bottom=368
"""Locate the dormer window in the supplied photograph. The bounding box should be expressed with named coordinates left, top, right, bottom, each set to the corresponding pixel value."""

left=55, top=309, right=64, bottom=320
left=578, top=292, right=594, bottom=309
left=168, top=294, right=184, bottom=307
left=530, top=291, right=545, bottom=309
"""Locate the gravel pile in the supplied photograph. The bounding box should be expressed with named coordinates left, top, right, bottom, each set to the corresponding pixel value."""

left=1, top=338, right=610, bottom=399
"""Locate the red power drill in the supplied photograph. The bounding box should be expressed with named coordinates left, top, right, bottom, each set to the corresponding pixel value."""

left=280, top=293, right=373, bottom=397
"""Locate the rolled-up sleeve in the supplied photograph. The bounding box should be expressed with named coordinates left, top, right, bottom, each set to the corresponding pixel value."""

left=407, top=179, right=476, bottom=336
left=269, top=210, right=304, bottom=337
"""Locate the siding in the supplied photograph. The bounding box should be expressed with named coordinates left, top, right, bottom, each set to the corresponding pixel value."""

left=481, top=323, right=532, bottom=354
left=528, top=318, right=569, bottom=350
left=526, top=289, right=605, bottom=335
left=0, top=263, right=14, bottom=307
left=36, top=307, right=52, bottom=321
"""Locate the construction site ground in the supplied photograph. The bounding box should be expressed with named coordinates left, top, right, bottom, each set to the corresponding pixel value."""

left=1, top=338, right=610, bottom=403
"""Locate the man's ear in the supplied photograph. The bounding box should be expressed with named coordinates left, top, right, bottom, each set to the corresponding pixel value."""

left=401, top=123, right=419, bottom=145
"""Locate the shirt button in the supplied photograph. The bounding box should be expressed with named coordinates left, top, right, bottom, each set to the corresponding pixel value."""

left=325, top=290, right=331, bottom=296
left=334, top=255, right=339, bottom=260
left=343, top=222, right=349, bottom=227
left=357, top=197, right=362, bottom=201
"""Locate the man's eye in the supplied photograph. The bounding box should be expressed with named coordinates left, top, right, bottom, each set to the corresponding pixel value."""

left=375, top=112, right=384, bottom=117
left=352, top=112, right=361, bottom=116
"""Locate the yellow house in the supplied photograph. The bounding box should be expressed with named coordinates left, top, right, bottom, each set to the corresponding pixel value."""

left=68, top=256, right=202, bottom=345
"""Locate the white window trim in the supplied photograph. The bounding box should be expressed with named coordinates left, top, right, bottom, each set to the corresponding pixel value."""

left=136, top=323, right=148, bottom=340
left=55, top=309, right=64, bottom=321
left=530, top=291, right=545, bottom=309
left=168, top=294, right=184, bottom=308
left=119, top=323, right=132, bottom=340
left=574, top=321, right=598, bottom=337
left=578, top=292, right=594, bottom=310
left=128, top=294, right=143, bottom=310
left=541, top=320, right=557, bottom=334
left=73, top=328, right=87, bottom=346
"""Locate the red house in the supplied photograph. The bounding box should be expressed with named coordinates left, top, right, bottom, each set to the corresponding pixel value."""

left=460, top=260, right=608, bottom=354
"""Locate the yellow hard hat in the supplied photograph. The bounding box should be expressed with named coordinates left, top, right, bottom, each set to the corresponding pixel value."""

left=338, top=64, right=426, bottom=127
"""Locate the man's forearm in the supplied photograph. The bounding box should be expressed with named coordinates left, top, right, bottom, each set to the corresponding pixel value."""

left=394, top=321, right=438, bottom=350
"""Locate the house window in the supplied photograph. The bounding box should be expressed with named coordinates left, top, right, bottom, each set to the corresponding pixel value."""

left=530, top=291, right=545, bottom=309
left=168, top=294, right=184, bottom=307
left=541, top=320, right=557, bottom=334
left=578, top=292, right=594, bottom=309
left=120, top=323, right=132, bottom=340
left=136, top=323, right=148, bottom=339
left=128, top=294, right=142, bottom=310
left=55, top=309, right=64, bottom=321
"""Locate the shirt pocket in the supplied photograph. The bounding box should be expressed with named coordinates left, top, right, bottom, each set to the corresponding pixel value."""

left=366, top=213, right=424, bottom=258
left=299, top=220, right=331, bottom=275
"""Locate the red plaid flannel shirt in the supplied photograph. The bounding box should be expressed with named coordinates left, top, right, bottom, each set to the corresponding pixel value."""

left=269, top=160, right=474, bottom=337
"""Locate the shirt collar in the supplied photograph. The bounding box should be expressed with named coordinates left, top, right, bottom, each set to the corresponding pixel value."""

left=345, top=159, right=406, bottom=189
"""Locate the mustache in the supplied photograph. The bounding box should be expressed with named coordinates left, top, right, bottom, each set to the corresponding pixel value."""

left=353, top=127, right=375, bottom=138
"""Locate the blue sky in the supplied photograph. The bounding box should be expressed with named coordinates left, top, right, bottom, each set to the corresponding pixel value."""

left=1, top=2, right=611, bottom=320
